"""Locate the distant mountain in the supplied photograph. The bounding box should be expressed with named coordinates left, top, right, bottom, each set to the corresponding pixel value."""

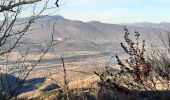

left=123, top=22, right=170, bottom=31
left=13, top=15, right=169, bottom=53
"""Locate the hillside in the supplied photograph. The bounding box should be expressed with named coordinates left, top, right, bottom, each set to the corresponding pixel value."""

left=13, top=15, right=169, bottom=53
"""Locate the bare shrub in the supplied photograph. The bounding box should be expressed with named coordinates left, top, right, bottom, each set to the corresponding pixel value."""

left=0, top=0, right=59, bottom=99
left=94, top=27, right=160, bottom=99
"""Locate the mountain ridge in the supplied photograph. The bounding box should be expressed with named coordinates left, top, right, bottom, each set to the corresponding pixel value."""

left=13, top=15, right=169, bottom=52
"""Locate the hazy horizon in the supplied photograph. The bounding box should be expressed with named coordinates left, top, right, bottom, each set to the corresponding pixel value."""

left=18, top=14, right=170, bottom=25
left=16, top=0, right=170, bottom=24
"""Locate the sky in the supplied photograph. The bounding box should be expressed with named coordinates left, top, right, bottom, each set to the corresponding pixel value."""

left=23, top=0, right=170, bottom=24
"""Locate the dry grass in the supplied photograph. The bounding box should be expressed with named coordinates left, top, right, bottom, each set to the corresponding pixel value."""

left=68, top=75, right=99, bottom=89
left=16, top=63, right=104, bottom=99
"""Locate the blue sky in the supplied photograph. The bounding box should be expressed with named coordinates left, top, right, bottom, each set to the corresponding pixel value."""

left=23, top=0, right=170, bottom=24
